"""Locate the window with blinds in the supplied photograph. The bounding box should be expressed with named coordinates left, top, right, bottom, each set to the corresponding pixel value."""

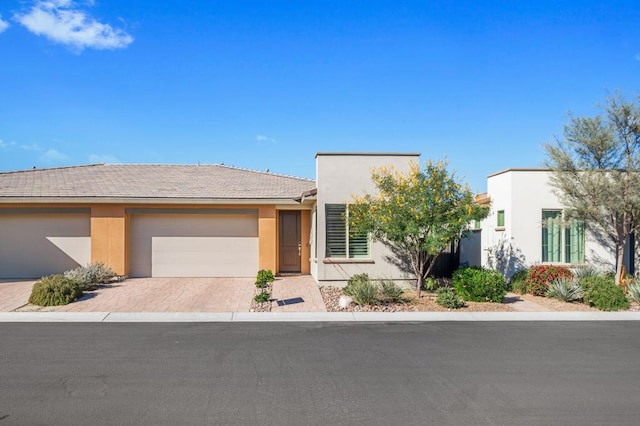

left=325, top=204, right=370, bottom=259
left=542, top=210, right=584, bottom=264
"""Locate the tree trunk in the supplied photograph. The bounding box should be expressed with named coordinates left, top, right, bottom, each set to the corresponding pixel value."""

left=416, top=274, right=423, bottom=299
left=616, top=243, right=625, bottom=286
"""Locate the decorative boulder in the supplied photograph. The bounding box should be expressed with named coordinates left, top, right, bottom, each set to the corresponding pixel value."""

left=339, top=295, right=353, bottom=309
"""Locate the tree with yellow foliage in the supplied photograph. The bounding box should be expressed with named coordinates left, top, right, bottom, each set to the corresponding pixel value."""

left=349, top=160, right=489, bottom=297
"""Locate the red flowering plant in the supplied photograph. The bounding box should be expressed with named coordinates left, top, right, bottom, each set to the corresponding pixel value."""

left=524, top=265, right=574, bottom=296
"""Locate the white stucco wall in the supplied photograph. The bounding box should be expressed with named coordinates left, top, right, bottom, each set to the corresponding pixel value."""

left=479, top=169, right=618, bottom=277
left=313, top=153, right=420, bottom=285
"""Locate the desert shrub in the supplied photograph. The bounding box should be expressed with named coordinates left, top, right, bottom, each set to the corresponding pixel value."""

left=627, top=280, right=640, bottom=303
left=64, top=262, right=117, bottom=291
left=509, top=269, right=529, bottom=294
left=571, top=265, right=600, bottom=281
left=524, top=265, right=574, bottom=297
left=379, top=279, right=404, bottom=303
left=344, top=273, right=370, bottom=296
left=29, top=275, right=83, bottom=306
left=452, top=267, right=506, bottom=302
left=423, top=277, right=437, bottom=291
left=255, top=269, right=275, bottom=288
left=348, top=279, right=379, bottom=305
left=546, top=278, right=583, bottom=302
left=583, top=277, right=629, bottom=311
left=254, top=290, right=271, bottom=303
left=435, top=287, right=465, bottom=309
left=579, top=275, right=610, bottom=294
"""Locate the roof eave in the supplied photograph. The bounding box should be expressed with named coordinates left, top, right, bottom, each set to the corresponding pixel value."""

left=0, top=197, right=305, bottom=205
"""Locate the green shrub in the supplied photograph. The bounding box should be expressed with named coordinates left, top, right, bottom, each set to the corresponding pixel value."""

left=509, top=269, right=529, bottom=294
left=64, top=262, right=117, bottom=291
left=348, top=279, right=379, bottom=305
left=452, top=267, right=506, bottom=302
left=435, top=287, right=465, bottom=309
left=254, top=290, right=271, bottom=303
left=627, top=280, right=640, bottom=303
left=255, top=269, right=275, bottom=288
left=546, top=278, right=583, bottom=302
left=583, top=277, right=629, bottom=311
left=29, top=275, right=83, bottom=306
left=580, top=275, right=610, bottom=294
left=423, top=277, right=437, bottom=291
left=524, top=265, right=574, bottom=297
left=379, top=279, right=404, bottom=303
left=344, top=273, right=370, bottom=296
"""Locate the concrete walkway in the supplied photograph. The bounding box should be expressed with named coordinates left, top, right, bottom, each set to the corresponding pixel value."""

left=270, top=275, right=327, bottom=312
left=504, top=292, right=551, bottom=312
left=0, top=280, right=34, bottom=312
left=2, top=311, right=640, bottom=322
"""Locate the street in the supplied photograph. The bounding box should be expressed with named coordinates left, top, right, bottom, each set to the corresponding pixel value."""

left=1, top=322, right=639, bottom=425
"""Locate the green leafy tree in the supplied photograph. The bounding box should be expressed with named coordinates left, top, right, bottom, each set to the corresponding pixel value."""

left=349, top=160, right=489, bottom=297
left=545, top=95, right=640, bottom=285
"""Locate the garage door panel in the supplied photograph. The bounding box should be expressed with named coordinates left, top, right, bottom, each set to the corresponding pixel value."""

left=130, top=213, right=259, bottom=278
left=0, top=215, right=91, bottom=279
left=152, top=238, right=258, bottom=277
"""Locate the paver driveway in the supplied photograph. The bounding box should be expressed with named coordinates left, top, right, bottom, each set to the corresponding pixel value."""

left=1, top=276, right=327, bottom=313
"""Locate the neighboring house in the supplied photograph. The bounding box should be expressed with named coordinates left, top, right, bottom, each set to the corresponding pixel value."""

left=0, top=164, right=315, bottom=279
left=459, top=168, right=634, bottom=278
left=0, top=154, right=422, bottom=284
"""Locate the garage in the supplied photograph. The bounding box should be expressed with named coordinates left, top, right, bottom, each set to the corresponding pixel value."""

left=129, top=209, right=259, bottom=277
left=0, top=209, right=91, bottom=279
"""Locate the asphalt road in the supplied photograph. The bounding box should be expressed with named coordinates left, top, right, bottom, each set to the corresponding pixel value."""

left=1, top=322, right=639, bottom=425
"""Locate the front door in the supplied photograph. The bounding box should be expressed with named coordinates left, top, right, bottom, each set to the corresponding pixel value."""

left=279, top=211, right=301, bottom=273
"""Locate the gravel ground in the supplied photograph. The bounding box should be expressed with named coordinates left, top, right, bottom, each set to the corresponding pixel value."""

left=320, top=286, right=514, bottom=312
left=518, top=293, right=599, bottom=312
left=321, top=286, right=640, bottom=312
left=250, top=282, right=273, bottom=312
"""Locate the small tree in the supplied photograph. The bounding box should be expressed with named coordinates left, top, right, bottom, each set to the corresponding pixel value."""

left=349, top=160, right=489, bottom=297
left=545, top=95, right=640, bottom=285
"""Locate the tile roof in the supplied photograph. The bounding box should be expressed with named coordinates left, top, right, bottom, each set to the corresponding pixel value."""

left=0, top=164, right=316, bottom=201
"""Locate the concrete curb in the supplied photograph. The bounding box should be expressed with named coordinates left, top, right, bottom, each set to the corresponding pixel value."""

left=1, top=311, right=640, bottom=322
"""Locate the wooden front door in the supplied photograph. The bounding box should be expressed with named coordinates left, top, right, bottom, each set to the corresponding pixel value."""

left=279, top=211, right=301, bottom=273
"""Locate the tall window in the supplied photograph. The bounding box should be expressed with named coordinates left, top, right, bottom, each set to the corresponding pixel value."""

left=325, top=204, right=369, bottom=259
left=542, top=210, right=585, bottom=263
left=497, top=210, right=505, bottom=227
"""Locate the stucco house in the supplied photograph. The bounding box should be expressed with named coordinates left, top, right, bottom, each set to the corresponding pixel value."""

left=0, top=153, right=422, bottom=284
left=458, top=168, right=634, bottom=278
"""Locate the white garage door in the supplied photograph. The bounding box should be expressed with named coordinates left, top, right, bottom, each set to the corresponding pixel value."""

left=0, top=211, right=91, bottom=279
left=130, top=211, right=259, bottom=277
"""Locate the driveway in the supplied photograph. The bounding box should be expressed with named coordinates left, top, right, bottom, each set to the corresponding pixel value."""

left=1, top=276, right=326, bottom=313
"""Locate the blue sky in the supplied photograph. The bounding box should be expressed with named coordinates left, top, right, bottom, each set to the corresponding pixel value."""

left=1, top=1, right=638, bottom=192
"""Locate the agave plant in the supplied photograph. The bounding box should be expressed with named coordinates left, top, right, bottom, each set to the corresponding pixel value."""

left=627, top=280, right=640, bottom=303
left=571, top=265, right=600, bottom=281
left=546, top=277, right=583, bottom=302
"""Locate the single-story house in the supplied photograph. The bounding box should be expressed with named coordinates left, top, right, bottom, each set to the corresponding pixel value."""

left=2, top=157, right=632, bottom=284
left=458, top=168, right=635, bottom=278
left=0, top=153, right=422, bottom=285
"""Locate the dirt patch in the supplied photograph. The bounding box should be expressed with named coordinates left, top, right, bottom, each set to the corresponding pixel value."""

left=320, top=286, right=514, bottom=312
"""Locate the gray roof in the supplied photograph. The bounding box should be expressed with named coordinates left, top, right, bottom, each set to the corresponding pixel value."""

left=0, top=164, right=316, bottom=203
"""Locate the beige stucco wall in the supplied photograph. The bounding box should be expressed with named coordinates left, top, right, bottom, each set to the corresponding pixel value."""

left=91, top=205, right=128, bottom=275
left=313, top=153, right=420, bottom=285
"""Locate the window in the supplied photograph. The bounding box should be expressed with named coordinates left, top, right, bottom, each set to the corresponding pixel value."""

left=497, top=210, right=505, bottom=227
left=325, top=204, right=369, bottom=259
left=542, top=210, right=585, bottom=263
left=473, top=219, right=481, bottom=230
